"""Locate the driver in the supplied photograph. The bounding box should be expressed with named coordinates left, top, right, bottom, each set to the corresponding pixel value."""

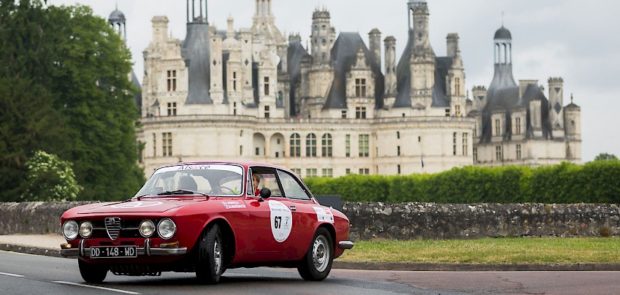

left=252, top=173, right=261, bottom=196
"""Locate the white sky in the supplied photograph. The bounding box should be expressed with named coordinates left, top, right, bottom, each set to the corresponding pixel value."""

left=47, top=0, right=620, bottom=161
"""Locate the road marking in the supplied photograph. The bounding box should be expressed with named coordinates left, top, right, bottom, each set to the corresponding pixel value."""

left=52, top=281, right=140, bottom=295
left=0, top=272, right=24, bottom=278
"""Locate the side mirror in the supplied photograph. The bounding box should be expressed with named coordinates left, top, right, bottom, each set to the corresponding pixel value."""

left=260, top=188, right=272, bottom=199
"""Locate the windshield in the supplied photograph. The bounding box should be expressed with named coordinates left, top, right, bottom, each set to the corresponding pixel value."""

left=135, top=164, right=244, bottom=197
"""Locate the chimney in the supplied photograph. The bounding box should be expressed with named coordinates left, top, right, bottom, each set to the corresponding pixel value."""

left=369, top=28, right=382, bottom=65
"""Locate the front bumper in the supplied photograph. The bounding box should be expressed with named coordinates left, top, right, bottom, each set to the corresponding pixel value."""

left=338, top=240, right=355, bottom=250
left=60, top=239, right=187, bottom=258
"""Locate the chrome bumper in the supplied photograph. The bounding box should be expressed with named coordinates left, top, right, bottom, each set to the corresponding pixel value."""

left=338, top=241, right=355, bottom=250
left=60, top=239, right=187, bottom=258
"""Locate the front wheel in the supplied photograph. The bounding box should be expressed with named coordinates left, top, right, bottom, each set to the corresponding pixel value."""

left=195, top=224, right=225, bottom=284
left=298, top=227, right=334, bottom=281
left=78, top=259, right=108, bottom=283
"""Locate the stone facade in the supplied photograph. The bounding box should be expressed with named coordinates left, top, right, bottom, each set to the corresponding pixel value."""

left=132, top=0, right=476, bottom=177
left=2, top=202, right=618, bottom=241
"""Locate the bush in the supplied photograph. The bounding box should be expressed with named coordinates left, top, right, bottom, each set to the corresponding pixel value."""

left=305, top=162, right=620, bottom=204
left=22, top=151, right=82, bottom=201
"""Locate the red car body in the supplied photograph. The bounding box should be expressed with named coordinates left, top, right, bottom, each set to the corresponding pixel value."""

left=60, top=162, right=353, bottom=283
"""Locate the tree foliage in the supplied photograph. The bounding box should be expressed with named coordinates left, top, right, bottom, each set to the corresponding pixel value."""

left=594, top=153, right=618, bottom=162
left=0, top=0, right=144, bottom=201
left=23, top=150, right=82, bottom=201
left=305, top=162, right=620, bottom=204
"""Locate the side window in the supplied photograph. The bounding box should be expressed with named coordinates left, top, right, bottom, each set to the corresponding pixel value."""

left=277, top=170, right=310, bottom=200
left=251, top=167, right=283, bottom=197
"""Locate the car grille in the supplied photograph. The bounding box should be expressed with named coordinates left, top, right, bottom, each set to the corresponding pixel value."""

left=88, top=219, right=151, bottom=240
left=105, top=217, right=122, bottom=240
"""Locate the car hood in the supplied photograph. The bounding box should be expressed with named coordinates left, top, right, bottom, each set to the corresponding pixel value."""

left=77, top=198, right=206, bottom=214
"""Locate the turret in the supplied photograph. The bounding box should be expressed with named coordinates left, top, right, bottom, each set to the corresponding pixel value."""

left=408, top=0, right=435, bottom=108
left=310, top=9, right=335, bottom=65
left=183, top=0, right=212, bottom=104
left=472, top=86, right=487, bottom=110
left=564, top=94, right=581, bottom=139
left=151, top=16, right=169, bottom=44
left=368, top=28, right=382, bottom=65
left=384, top=36, right=397, bottom=96
left=446, top=33, right=459, bottom=57
left=108, top=6, right=127, bottom=41
left=548, top=77, right=565, bottom=135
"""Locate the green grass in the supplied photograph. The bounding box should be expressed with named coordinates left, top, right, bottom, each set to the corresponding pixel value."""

left=339, top=237, right=620, bottom=264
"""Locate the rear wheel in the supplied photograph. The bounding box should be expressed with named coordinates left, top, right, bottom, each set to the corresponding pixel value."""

left=298, top=227, right=333, bottom=281
left=196, top=224, right=225, bottom=284
left=78, top=259, right=108, bottom=283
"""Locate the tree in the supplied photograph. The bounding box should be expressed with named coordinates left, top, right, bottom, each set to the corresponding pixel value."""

left=0, top=0, right=144, bottom=201
left=22, top=151, right=82, bottom=201
left=594, top=153, right=618, bottom=162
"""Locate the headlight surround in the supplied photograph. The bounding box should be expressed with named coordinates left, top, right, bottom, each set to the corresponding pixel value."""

left=139, top=220, right=156, bottom=238
left=63, top=220, right=79, bottom=240
left=157, top=218, right=177, bottom=240
left=79, top=221, right=93, bottom=238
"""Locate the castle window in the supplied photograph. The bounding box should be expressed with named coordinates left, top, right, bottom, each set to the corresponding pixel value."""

left=152, top=133, right=157, bottom=157
left=453, top=132, right=458, bottom=156
left=255, top=147, right=260, bottom=156
left=167, top=70, right=177, bottom=92
left=473, top=147, right=478, bottom=163
left=455, top=78, right=461, bottom=96
left=397, top=131, right=401, bottom=139
left=306, top=168, right=317, bottom=177
left=359, top=168, right=370, bottom=175
left=495, top=119, right=501, bottom=136
left=397, top=146, right=401, bottom=156
left=322, top=168, right=333, bottom=178
left=495, top=145, right=503, bottom=161
left=290, top=133, right=301, bottom=158
left=233, top=72, right=237, bottom=91
left=341, top=110, right=347, bottom=119
left=418, top=136, right=422, bottom=143
left=397, top=165, right=401, bottom=175
left=455, top=105, right=461, bottom=117
left=515, top=117, right=521, bottom=135
left=162, top=132, right=173, bottom=157
left=516, top=144, right=523, bottom=160
left=264, top=77, right=270, bottom=96
left=359, top=134, right=370, bottom=157
left=306, top=133, right=317, bottom=157
left=355, top=78, right=367, bottom=97
left=462, top=133, right=468, bottom=156
left=233, top=102, right=237, bottom=116
left=291, top=168, right=301, bottom=176
left=322, top=134, right=333, bottom=157
left=264, top=106, right=270, bottom=119
left=445, top=109, right=450, bottom=117
left=345, top=134, right=351, bottom=158
left=355, top=107, right=367, bottom=119
left=239, top=145, right=243, bottom=156
left=345, top=168, right=351, bottom=175
left=167, top=102, right=177, bottom=116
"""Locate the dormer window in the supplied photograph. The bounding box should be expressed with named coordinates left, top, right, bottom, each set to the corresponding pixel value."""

left=355, top=78, right=367, bottom=97
left=495, top=119, right=501, bottom=136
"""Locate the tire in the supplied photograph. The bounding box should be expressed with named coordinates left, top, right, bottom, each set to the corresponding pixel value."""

left=78, top=259, right=108, bottom=283
left=195, top=224, right=225, bottom=284
left=297, top=227, right=334, bottom=281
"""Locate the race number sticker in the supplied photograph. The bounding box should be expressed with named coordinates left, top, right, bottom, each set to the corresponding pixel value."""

left=268, top=200, right=292, bottom=243
left=313, top=207, right=334, bottom=223
left=110, top=201, right=163, bottom=209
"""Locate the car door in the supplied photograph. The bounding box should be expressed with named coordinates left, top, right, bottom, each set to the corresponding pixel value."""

left=276, top=169, right=321, bottom=260
left=239, top=167, right=290, bottom=262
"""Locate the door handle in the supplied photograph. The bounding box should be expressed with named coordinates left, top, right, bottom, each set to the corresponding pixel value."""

left=289, top=205, right=297, bottom=212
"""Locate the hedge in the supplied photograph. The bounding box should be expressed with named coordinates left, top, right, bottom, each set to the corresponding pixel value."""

left=304, top=161, right=620, bottom=204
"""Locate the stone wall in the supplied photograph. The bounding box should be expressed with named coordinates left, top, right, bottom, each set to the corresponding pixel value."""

left=1, top=202, right=619, bottom=240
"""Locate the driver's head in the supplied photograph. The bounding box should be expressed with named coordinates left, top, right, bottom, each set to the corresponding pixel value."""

left=252, top=173, right=260, bottom=189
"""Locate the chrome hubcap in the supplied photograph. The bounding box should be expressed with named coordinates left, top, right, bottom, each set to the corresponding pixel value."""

left=312, top=235, right=330, bottom=272
left=213, top=239, right=222, bottom=274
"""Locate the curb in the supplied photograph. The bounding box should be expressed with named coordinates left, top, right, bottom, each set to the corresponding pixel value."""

left=2, top=243, right=619, bottom=271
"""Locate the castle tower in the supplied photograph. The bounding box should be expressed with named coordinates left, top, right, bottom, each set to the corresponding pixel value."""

left=384, top=36, right=397, bottom=96
left=548, top=77, right=565, bottom=137
left=311, top=9, right=335, bottom=66
left=408, top=0, right=435, bottom=108
left=108, top=5, right=127, bottom=41
left=447, top=33, right=466, bottom=116
left=183, top=0, right=212, bottom=104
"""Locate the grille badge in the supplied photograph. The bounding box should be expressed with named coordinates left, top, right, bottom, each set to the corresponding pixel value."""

left=105, top=217, right=122, bottom=240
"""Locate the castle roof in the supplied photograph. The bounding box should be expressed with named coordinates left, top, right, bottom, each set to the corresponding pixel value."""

left=494, top=26, right=512, bottom=40
left=108, top=9, right=126, bottom=23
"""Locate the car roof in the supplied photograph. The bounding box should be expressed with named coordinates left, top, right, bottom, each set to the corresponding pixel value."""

left=156, top=161, right=290, bottom=172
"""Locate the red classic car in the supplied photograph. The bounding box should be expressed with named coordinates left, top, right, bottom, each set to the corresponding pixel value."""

left=60, top=162, right=353, bottom=284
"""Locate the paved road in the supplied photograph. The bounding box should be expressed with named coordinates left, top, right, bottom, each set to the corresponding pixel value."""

left=1, top=251, right=618, bottom=295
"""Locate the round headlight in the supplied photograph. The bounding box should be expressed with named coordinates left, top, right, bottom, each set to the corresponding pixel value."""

left=79, top=221, right=93, bottom=238
left=157, top=218, right=177, bottom=240
left=139, top=220, right=156, bottom=238
left=63, top=220, right=79, bottom=240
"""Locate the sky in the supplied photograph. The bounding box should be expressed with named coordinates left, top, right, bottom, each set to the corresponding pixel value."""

left=48, top=0, right=620, bottom=162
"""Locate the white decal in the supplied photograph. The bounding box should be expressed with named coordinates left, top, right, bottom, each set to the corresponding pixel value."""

left=313, top=207, right=334, bottom=223
left=222, top=201, right=246, bottom=209
left=268, top=200, right=292, bottom=243
left=110, top=201, right=163, bottom=209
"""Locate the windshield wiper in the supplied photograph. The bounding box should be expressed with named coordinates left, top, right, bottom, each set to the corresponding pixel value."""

left=157, top=190, right=209, bottom=198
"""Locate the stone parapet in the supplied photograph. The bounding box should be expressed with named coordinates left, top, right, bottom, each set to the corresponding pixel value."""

left=1, top=202, right=618, bottom=240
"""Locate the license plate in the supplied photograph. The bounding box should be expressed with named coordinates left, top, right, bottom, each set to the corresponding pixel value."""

left=90, top=246, right=137, bottom=259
